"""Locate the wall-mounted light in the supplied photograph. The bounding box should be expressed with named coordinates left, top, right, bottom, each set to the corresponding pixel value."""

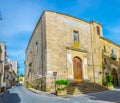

left=99, top=71, right=102, bottom=74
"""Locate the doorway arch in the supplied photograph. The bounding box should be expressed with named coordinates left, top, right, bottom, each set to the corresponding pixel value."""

left=112, top=69, right=119, bottom=86
left=73, top=57, right=82, bottom=82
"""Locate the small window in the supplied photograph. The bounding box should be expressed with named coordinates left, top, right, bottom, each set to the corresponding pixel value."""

left=96, top=26, right=100, bottom=35
left=104, top=58, right=107, bottom=64
left=36, top=42, right=38, bottom=54
left=103, top=45, right=106, bottom=52
left=36, top=42, right=38, bottom=45
left=29, top=63, right=32, bottom=67
left=111, top=49, right=114, bottom=56
left=74, top=31, right=79, bottom=42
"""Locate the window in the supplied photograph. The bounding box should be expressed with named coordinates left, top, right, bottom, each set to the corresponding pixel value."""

left=104, top=58, right=107, bottom=64
left=111, top=49, right=114, bottom=56
left=36, top=41, right=38, bottom=54
left=36, top=42, right=38, bottom=45
left=29, top=62, right=32, bottom=67
left=74, top=31, right=79, bottom=42
left=73, top=31, right=80, bottom=48
left=103, top=45, right=106, bottom=52
left=96, top=26, right=100, bottom=35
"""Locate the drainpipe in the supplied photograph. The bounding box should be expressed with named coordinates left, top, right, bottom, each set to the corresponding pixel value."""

left=90, top=22, right=95, bottom=83
left=41, top=16, right=45, bottom=91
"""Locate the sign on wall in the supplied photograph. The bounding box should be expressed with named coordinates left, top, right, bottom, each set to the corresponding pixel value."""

left=53, top=72, right=57, bottom=77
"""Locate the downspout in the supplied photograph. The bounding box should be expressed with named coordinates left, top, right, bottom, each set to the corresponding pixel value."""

left=41, top=18, right=44, bottom=77
left=90, top=22, right=95, bottom=83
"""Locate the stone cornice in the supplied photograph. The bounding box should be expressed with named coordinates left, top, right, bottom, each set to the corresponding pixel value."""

left=66, top=47, right=87, bottom=53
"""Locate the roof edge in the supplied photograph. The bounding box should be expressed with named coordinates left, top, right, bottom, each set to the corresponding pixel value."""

left=100, top=37, right=120, bottom=47
left=45, top=10, right=90, bottom=24
left=26, top=11, right=46, bottom=53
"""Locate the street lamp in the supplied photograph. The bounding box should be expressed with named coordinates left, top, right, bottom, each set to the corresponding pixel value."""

left=53, top=72, right=57, bottom=94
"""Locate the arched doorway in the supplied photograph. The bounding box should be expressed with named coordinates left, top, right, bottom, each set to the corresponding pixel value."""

left=112, top=69, right=119, bottom=86
left=73, top=57, right=82, bottom=82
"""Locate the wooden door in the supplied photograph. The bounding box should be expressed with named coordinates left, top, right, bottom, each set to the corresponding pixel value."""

left=73, top=57, right=82, bottom=82
left=112, top=69, right=118, bottom=86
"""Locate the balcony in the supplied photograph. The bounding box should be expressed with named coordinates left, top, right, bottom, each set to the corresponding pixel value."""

left=8, top=67, right=13, bottom=72
left=4, top=60, right=10, bottom=69
left=110, top=54, right=117, bottom=60
left=73, top=41, right=80, bottom=48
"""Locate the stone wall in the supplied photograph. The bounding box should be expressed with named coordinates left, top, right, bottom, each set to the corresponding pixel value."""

left=25, top=13, right=47, bottom=87
left=45, top=11, right=103, bottom=85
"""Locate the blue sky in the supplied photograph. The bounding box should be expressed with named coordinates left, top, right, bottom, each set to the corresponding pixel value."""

left=0, top=0, right=120, bottom=75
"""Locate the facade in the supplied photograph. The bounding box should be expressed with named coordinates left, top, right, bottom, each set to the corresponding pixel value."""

left=0, top=42, right=18, bottom=92
left=25, top=10, right=120, bottom=92
left=4, top=58, right=18, bottom=88
left=0, top=42, right=6, bottom=92
left=11, top=60, right=18, bottom=85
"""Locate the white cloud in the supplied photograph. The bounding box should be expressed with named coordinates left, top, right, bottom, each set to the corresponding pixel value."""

left=104, top=23, right=120, bottom=45
left=76, top=0, right=101, bottom=12
left=109, top=25, right=120, bottom=34
left=0, top=0, right=43, bottom=37
left=0, top=0, right=46, bottom=75
left=8, top=49, right=25, bottom=61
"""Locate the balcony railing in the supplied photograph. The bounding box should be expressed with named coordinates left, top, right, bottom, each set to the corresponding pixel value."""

left=4, top=60, right=11, bottom=69
left=73, top=41, right=80, bottom=48
left=110, top=54, right=117, bottom=60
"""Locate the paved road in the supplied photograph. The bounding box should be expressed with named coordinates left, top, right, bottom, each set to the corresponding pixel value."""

left=0, top=86, right=120, bottom=103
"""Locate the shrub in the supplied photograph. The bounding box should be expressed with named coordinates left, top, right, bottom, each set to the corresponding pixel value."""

left=55, top=80, right=69, bottom=85
left=106, top=74, right=113, bottom=87
left=55, top=80, right=69, bottom=91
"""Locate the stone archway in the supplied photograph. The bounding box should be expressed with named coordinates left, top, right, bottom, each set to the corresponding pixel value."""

left=112, top=69, right=119, bottom=86
left=73, top=57, right=82, bottom=82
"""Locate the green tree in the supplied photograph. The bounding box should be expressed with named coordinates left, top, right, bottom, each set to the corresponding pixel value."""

left=19, top=77, right=23, bottom=81
left=19, top=73, right=24, bottom=77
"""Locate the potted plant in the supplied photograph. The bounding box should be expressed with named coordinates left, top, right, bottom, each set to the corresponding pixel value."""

left=106, top=74, right=114, bottom=89
left=55, top=80, right=69, bottom=96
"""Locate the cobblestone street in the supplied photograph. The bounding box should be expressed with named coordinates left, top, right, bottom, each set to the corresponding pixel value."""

left=0, top=86, right=120, bottom=103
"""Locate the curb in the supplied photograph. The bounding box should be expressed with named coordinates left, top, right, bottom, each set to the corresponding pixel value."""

left=28, top=88, right=46, bottom=94
left=28, top=88, right=56, bottom=96
left=28, top=88, right=41, bottom=94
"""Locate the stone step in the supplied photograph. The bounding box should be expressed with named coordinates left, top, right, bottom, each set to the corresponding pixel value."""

left=66, top=81, right=109, bottom=95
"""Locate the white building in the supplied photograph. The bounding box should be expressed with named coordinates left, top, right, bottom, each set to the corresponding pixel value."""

left=0, top=42, right=6, bottom=92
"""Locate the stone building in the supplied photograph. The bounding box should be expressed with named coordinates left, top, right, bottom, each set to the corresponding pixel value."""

left=0, top=42, right=18, bottom=92
left=0, top=42, right=6, bottom=92
left=10, top=60, right=18, bottom=85
left=25, top=10, right=120, bottom=92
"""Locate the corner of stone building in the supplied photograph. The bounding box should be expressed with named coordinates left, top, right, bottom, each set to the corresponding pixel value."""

left=90, top=20, right=103, bottom=37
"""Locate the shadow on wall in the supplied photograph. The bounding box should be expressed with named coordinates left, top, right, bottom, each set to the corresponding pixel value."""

left=0, top=91, right=21, bottom=103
